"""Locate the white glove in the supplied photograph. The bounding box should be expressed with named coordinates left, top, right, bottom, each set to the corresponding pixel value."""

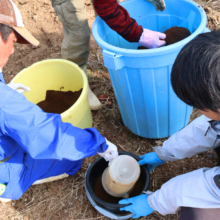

left=7, top=83, right=30, bottom=93
left=98, top=139, right=118, bottom=162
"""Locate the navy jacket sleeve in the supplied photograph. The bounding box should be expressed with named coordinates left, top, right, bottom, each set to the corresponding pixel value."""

left=0, top=85, right=108, bottom=161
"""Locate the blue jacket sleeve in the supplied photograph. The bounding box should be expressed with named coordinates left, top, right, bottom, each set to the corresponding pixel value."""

left=0, top=87, right=108, bottom=161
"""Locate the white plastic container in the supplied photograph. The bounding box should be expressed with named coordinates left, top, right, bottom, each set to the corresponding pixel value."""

left=102, top=155, right=140, bottom=198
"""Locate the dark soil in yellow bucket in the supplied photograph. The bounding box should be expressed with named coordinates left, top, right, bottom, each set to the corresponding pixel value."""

left=37, top=89, right=82, bottom=114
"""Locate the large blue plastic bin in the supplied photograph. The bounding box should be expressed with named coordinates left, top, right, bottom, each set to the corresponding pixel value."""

left=92, top=0, right=208, bottom=138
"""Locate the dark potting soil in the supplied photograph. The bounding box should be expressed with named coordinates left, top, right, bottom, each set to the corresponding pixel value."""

left=37, top=89, right=82, bottom=114
left=137, top=46, right=149, bottom=50
left=164, top=27, right=191, bottom=46
left=94, top=175, right=144, bottom=204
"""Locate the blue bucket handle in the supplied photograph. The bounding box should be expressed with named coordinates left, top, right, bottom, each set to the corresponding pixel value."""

left=103, top=50, right=125, bottom=70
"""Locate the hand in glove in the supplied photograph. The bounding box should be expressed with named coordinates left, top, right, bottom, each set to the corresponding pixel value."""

left=7, top=83, right=30, bottom=94
left=146, top=0, right=166, bottom=11
left=138, top=29, right=166, bottom=49
left=138, top=152, right=165, bottom=172
left=98, top=139, right=118, bottom=162
left=119, top=194, right=154, bottom=218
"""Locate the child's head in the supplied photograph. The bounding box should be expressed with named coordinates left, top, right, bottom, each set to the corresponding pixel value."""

left=171, top=31, right=220, bottom=120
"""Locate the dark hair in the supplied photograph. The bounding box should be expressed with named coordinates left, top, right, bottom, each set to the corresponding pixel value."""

left=0, top=23, right=14, bottom=42
left=171, top=31, right=220, bottom=112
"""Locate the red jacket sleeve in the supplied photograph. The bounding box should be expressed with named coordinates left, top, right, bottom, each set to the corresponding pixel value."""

left=93, top=0, right=143, bottom=43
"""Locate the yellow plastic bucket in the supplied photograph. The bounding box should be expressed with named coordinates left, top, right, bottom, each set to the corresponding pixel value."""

left=11, top=59, right=92, bottom=129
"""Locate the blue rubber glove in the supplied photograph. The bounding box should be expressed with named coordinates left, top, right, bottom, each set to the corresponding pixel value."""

left=119, top=194, right=154, bottom=218
left=138, top=152, right=165, bottom=172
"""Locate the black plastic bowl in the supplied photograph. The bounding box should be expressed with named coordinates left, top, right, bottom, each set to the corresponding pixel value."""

left=85, top=151, right=150, bottom=215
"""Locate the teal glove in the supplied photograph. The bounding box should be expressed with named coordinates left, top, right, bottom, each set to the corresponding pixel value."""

left=119, top=194, right=154, bottom=218
left=138, top=152, right=165, bottom=172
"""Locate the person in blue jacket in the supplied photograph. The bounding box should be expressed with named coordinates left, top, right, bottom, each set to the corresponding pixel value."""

left=0, top=0, right=118, bottom=201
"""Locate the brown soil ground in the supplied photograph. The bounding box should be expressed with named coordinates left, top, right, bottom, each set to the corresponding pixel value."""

left=1, top=0, right=220, bottom=220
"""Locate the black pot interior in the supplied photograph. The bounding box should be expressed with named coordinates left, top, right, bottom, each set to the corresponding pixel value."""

left=86, top=151, right=150, bottom=215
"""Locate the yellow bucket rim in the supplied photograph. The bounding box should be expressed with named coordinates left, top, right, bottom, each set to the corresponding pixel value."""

left=12, top=59, right=89, bottom=119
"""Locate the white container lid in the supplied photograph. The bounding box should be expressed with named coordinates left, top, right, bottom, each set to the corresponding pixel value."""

left=109, top=155, right=140, bottom=184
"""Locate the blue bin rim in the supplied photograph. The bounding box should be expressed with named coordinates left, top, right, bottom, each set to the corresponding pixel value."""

left=92, top=0, right=207, bottom=57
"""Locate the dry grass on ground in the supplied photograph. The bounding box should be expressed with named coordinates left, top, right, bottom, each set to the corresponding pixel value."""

left=1, top=0, right=220, bottom=219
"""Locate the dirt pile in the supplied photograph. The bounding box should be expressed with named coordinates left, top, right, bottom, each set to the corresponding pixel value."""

left=37, top=89, right=82, bottom=114
left=164, top=27, right=191, bottom=45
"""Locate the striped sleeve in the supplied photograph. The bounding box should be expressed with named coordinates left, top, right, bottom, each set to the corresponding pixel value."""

left=93, top=0, right=143, bottom=42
